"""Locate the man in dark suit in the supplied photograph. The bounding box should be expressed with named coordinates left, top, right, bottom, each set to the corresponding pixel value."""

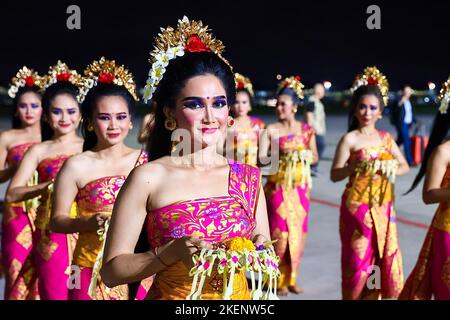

left=390, top=85, right=415, bottom=166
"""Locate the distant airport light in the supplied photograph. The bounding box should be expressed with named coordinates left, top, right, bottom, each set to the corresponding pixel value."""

left=427, top=82, right=436, bottom=90
left=266, top=98, right=277, bottom=107
left=323, top=81, right=332, bottom=90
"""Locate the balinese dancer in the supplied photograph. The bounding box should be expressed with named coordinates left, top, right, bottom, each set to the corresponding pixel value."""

left=225, top=73, right=265, bottom=166
left=330, top=66, right=409, bottom=300
left=6, top=61, right=83, bottom=300
left=400, top=76, right=450, bottom=300
left=100, top=17, right=275, bottom=300
left=0, top=67, right=42, bottom=299
left=50, top=57, right=148, bottom=300
left=260, top=75, right=318, bottom=296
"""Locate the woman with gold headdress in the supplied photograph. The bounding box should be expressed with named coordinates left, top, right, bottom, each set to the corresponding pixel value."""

left=49, top=57, right=148, bottom=300
left=399, top=76, right=450, bottom=300
left=330, top=66, right=409, bottom=300
left=6, top=61, right=84, bottom=300
left=259, top=75, right=318, bottom=296
left=100, top=16, right=275, bottom=300
left=225, top=73, right=265, bottom=166
left=0, top=67, right=43, bottom=299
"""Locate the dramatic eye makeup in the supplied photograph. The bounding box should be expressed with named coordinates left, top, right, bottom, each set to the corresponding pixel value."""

left=96, top=112, right=128, bottom=121
left=50, top=107, right=79, bottom=115
left=18, top=103, right=28, bottom=109
left=116, top=113, right=128, bottom=120
left=212, top=97, right=227, bottom=108
left=182, top=96, right=227, bottom=109
left=67, top=108, right=79, bottom=115
left=31, top=103, right=40, bottom=109
left=51, top=107, right=62, bottom=115
left=358, top=104, right=379, bottom=111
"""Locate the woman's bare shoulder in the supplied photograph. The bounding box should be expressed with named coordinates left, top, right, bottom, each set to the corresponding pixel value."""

left=433, top=141, right=450, bottom=164
left=125, top=158, right=171, bottom=189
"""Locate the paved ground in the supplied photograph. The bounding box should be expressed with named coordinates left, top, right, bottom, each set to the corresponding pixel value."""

left=0, top=114, right=436, bottom=300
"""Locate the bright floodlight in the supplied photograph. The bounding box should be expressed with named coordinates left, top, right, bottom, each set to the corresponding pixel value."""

left=323, top=81, right=332, bottom=90
left=427, top=82, right=436, bottom=90
left=276, top=74, right=282, bottom=80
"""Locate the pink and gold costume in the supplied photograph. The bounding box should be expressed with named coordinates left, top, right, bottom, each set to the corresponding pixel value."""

left=1, top=142, right=40, bottom=299
left=69, top=150, right=148, bottom=300
left=144, top=161, right=261, bottom=300
left=340, top=130, right=403, bottom=299
left=264, top=122, right=315, bottom=289
left=230, top=116, right=265, bottom=166
left=400, top=166, right=450, bottom=300
left=32, top=154, right=78, bottom=300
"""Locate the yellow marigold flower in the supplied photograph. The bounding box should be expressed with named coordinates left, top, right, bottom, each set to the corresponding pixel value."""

left=227, top=237, right=255, bottom=251
left=379, top=152, right=394, bottom=160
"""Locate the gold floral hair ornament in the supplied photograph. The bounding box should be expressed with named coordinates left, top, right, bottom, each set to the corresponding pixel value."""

left=235, top=73, right=254, bottom=97
left=8, top=66, right=42, bottom=98
left=143, top=16, right=232, bottom=103
left=40, top=60, right=83, bottom=90
left=277, top=75, right=305, bottom=101
left=351, top=66, right=389, bottom=106
left=437, top=76, right=450, bottom=114
left=77, top=57, right=139, bottom=103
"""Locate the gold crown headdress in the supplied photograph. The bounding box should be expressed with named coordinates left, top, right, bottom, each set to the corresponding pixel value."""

left=8, top=66, right=42, bottom=98
left=277, top=75, right=305, bottom=101
left=40, top=60, right=83, bottom=90
left=235, top=73, right=254, bottom=97
left=437, top=76, right=450, bottom=114
left=351, top=66, right=389, bottom=105
left=77, top=57, right=139, bottom=103
left=143, top=16, right=232, bottom=103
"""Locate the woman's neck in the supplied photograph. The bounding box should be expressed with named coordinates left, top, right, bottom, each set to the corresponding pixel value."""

left=92, top=142, right=129, bottom=159
left=177, top=145, right=225, bottom=170
left=235, top=114, right=250, bottom=121
left=279, top=117, right=297, bottom=128
left=52, top=130, right=79, bottom=143
left=358, top=125, right=378, bottom=136
left=21, top=122, right=41, bottom=137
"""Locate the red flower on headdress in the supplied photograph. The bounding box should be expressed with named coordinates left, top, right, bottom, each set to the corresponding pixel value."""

left=367, top=77, right=377, bottom=85
left=56, top=72, right=71, bottom=82
left=185, top=35, right=211, bottom=53
left=295, top=75, right=301, bottom=81
left=98, top=73, right=115, bottom=84
left=237, top=81, right=245, bottom=90
left=25, top=76, right=35, bottom=87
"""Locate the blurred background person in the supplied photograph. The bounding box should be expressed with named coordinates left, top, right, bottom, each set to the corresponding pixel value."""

left=305, top=83, right=326, bottom=175
left=390, top=85, right=416, bottom=166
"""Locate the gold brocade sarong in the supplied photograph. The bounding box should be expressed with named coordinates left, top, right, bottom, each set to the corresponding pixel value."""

left=146, top=261, right=250, bottom=300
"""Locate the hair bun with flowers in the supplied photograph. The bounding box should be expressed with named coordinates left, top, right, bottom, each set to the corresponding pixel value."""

left=40, top=60, right=83, bottom=91
left=277, top=75, right=305, bottom=101
left=77, top=57, right=139, bottom=103
left=351, top=66, right=389, bottom=106
left=235, top=73, right=254, bottom=97
left=8, top=66, right=42, bottom=98
left=143, top=16, right=232, bottom=103
left=437, top=75, right=450, bottom=114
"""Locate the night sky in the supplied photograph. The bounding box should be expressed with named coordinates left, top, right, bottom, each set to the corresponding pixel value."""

left=1, top=0, right=449, bottom=91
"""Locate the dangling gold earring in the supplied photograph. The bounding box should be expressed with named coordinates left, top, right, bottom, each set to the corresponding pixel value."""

left=164, top=118, right=177, bottom=131
left=87, top=124, right=94, bottom=132
left=293, top=108, right=298, bottom=114
left=129, top=123, right=133, bottom=130
left=227, top=116, right=235, bottom=127
left=378, top=115, right=383, bottom=119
